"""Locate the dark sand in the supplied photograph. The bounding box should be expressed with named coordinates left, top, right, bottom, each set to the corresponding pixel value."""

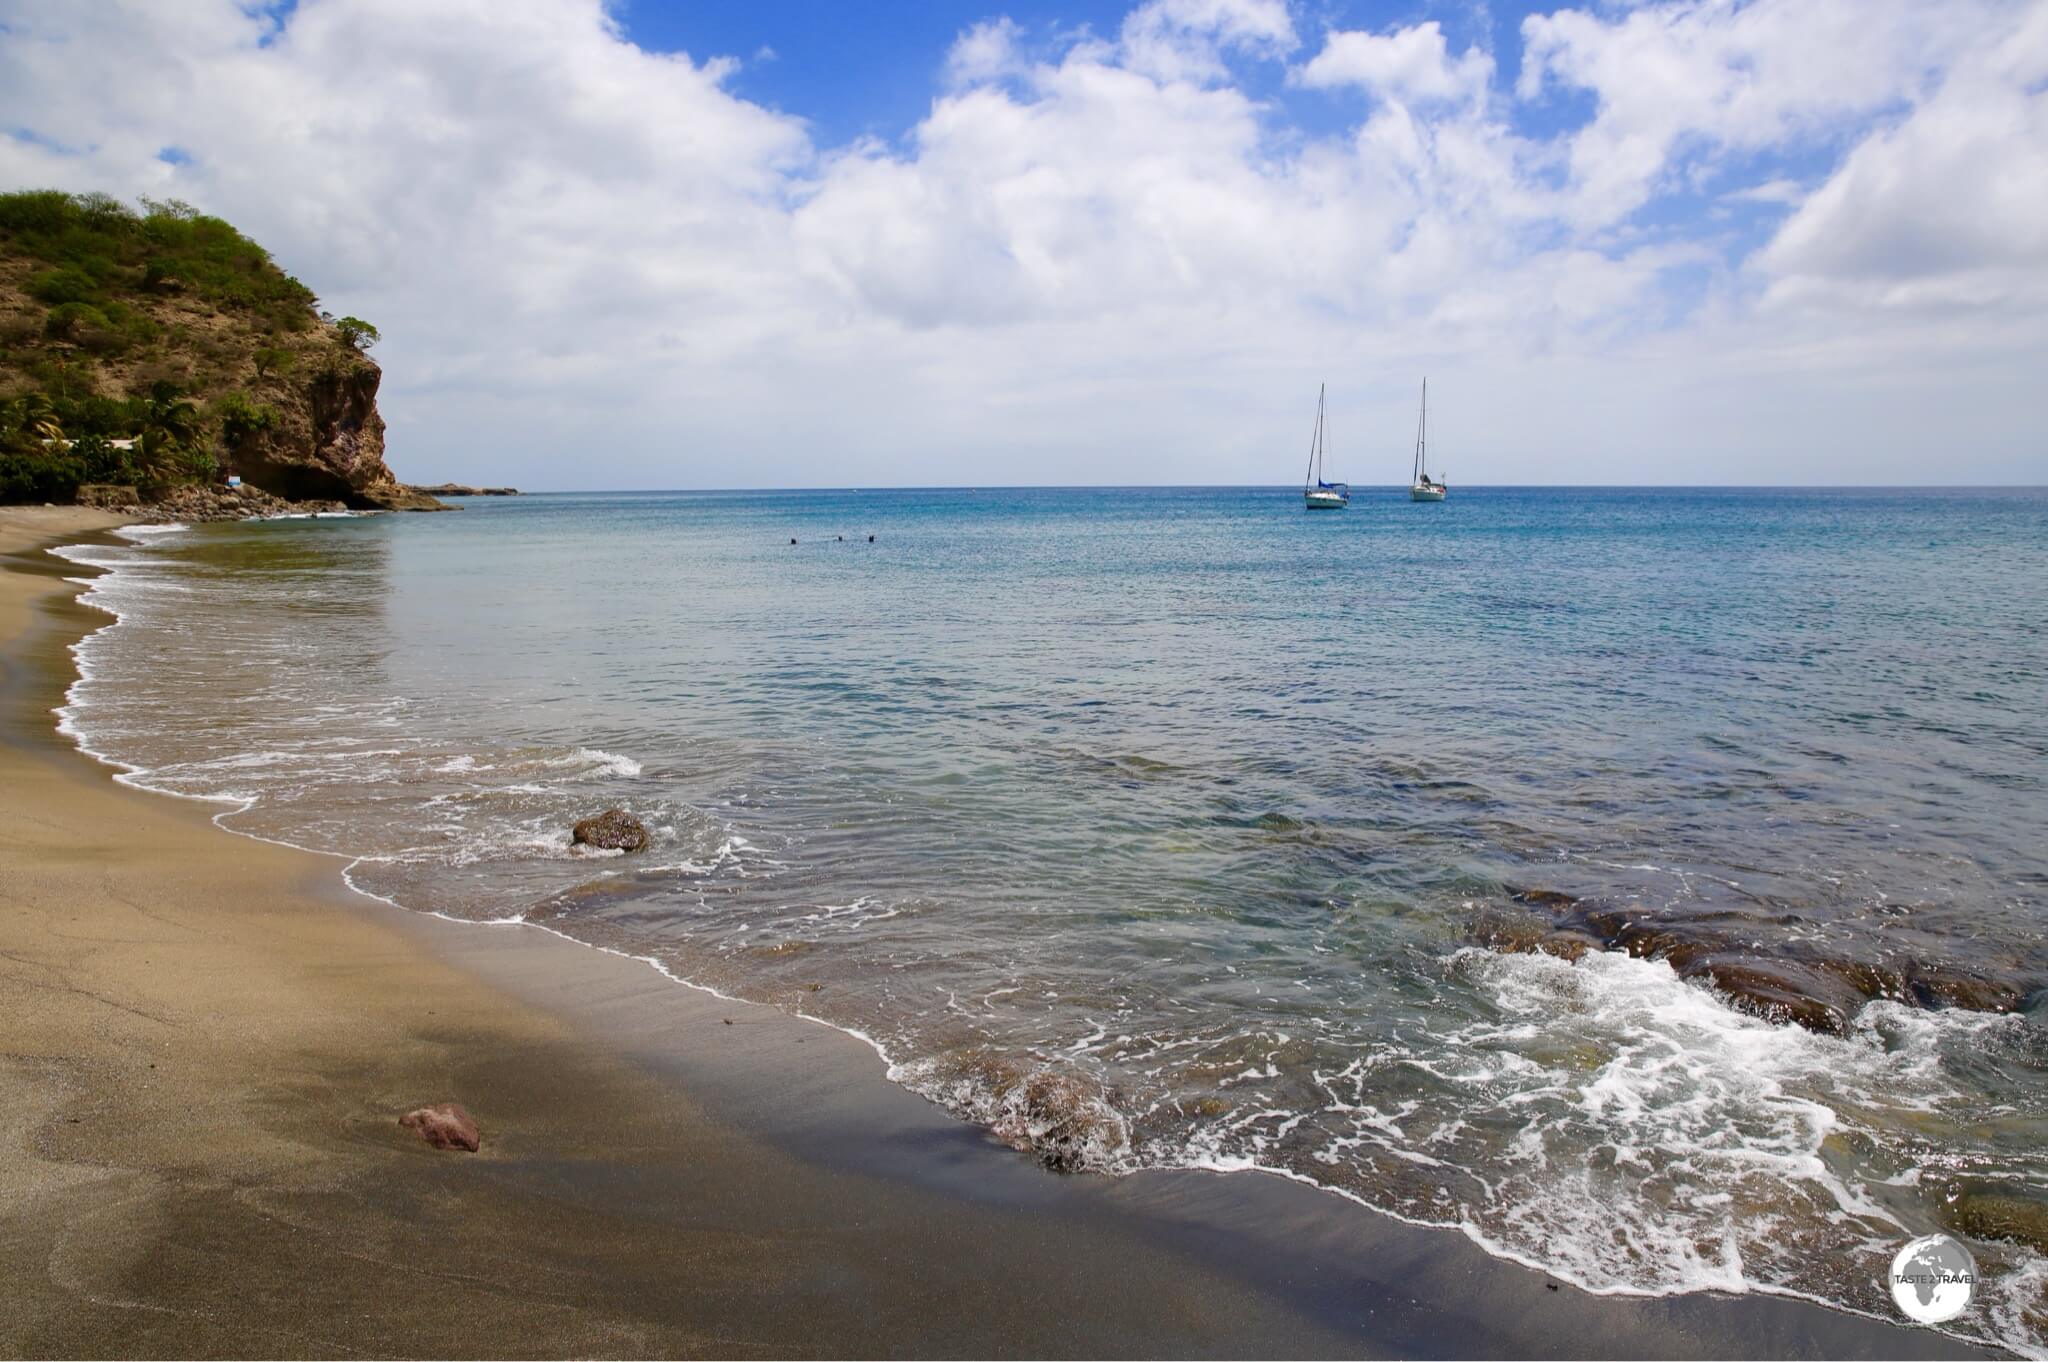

left=0, top=507, right=1989, bottom=1358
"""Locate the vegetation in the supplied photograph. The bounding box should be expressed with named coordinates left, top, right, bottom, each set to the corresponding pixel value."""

left=334, top=316, right=380, bottom=352
left=0, top=188, right=380, bottom=504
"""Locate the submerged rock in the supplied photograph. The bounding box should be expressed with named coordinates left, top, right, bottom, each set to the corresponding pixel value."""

left=1478, top=887, right=2033, bottom=1035
left=1467, top=906, right=1597, bottom=964
left=946, top=1050, right=1129, bottom=1173
left=571, top=808, right=648, bottom=852
left=1676, top=957, right=1857, bottom=1035
left=994, top=1069, right=1126, bottom=1173
left=399, top=1102, right=480, bottom=1152
left=1946, top=1188, right=2048, bottom=1255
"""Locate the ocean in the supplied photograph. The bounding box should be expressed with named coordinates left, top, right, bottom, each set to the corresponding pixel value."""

left=54, top=486, right=2048, bottom=1352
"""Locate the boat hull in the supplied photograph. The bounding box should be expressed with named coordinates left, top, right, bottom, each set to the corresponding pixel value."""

left=1305, top=490, right=1349, bottom=509
left=1409, top=485, right=1446, bottom=502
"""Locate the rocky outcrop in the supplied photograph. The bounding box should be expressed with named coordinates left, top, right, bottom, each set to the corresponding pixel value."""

left=399, top=1102, right=481, bottom=1152
left=410, top=483, right=520, bottom=497
left=1, top=192, right=455, bottom=512
left=125, top=482, right=346, bottom=523
left=571, top=809, right=649, bottom=852
left=359, top=482, right=455, bottom=512
left=223, top=349, right=451, bottom=511
left=1475, top=886, right=2033, bottom=1035
left=75, top=483, right=140, bottom=509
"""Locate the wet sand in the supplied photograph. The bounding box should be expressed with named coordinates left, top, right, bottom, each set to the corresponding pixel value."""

left=0, top=506, right=1989, bottom=1358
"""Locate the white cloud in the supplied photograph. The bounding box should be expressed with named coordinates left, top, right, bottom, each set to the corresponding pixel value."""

left=1756, top=3, right=2048, bottom=314
left=1115, top=0, right=1298, bottom=85
left=1296, top=22, right=1493, bottom=107
left=1518, top=0, right=1988, bottom=227
left=945, top=17, right=1026, bottom=88
left=0, top=0, right=2042, bottom=488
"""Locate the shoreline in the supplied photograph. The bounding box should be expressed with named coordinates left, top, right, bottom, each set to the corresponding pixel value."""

left=0, top=505, right=1993, bottom=1359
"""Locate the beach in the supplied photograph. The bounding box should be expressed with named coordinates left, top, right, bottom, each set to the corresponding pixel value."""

left=0, top=504, right=2000, bottom=1359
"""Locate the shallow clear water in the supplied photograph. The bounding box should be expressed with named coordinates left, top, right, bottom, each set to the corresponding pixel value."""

left=57, top=487, right=2048, bottom=1351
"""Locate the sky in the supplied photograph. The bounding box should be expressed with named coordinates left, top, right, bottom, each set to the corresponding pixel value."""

left=1, top=0, right=2044, bottom=489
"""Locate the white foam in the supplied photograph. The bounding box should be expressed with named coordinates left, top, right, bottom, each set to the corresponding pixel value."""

left=541, top=747, right=643, bottom=778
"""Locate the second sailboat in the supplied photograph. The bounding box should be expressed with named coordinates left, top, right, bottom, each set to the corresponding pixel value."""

left=1410, top=378, right=1447, bottom=501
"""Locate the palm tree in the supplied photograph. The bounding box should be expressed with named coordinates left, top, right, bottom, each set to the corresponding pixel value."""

left=3, top=393, right=64, bottom=452
left=137, top=380, right=205, bottom=482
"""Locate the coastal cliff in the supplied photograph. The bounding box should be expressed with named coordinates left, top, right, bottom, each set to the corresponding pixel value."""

left=222, top=343, right=439, bottom=509
left=0, top=190, right=441, bottom=510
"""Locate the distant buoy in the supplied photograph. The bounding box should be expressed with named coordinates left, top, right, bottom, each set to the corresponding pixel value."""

left=868, top=534, right=875, bottom=543
left=789, top=537, right=797, bottom=545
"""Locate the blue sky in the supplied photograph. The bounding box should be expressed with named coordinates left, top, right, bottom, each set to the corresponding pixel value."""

left=619, top=2, right=1527, bottom=139
left=1, top=0, right=2044, bottom=487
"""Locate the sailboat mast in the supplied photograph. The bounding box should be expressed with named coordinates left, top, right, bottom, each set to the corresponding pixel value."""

left=1305, top=382, right=1325, bottom=489
left=1414, top=378, right=1428, bottom=481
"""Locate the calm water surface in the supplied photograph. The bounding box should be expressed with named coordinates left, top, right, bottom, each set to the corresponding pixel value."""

left=58, top=487, right=2048, bottom=1352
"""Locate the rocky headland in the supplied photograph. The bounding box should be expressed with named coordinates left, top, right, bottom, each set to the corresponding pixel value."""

left=0, top=190, right=483, bottom=514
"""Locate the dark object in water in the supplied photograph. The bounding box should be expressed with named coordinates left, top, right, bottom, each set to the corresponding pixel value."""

left=868, top=534, right=875, bottom=542
left=399, top=1102, right=480, bottom=1152
left=1483, top=886, right=2032, bottom=1035
left=1942, top=1184, right=2048, bottom=1254
left=571, top=808, right=649, bottom=852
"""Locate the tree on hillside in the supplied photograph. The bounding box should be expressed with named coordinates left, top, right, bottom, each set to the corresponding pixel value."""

left=3, top=393, right=65, bottom=451
left=334, top=316, right=379, bottom=352
left=137, top=380, right=207, bottom=483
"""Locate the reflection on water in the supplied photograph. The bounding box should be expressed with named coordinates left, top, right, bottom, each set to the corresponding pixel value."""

left=56, top=487, right=2048, bottom=1352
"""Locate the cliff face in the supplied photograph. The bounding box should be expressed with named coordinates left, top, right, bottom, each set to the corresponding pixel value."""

left=0, top=190, right=439, bottom=509
left=227, top=347, right=432, bottom=508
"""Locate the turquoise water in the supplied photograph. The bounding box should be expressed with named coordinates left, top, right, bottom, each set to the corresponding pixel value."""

left=58, top=487, right=2048, bottom=1350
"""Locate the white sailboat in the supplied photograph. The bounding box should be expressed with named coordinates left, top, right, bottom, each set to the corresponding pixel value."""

left=1303, top=383, right=1349, bottom=510
left=1410, top=378, right=1446, bottom=502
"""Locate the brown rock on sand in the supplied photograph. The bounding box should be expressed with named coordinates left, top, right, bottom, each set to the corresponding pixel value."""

left=400, top=1102, right=481, bottom=1152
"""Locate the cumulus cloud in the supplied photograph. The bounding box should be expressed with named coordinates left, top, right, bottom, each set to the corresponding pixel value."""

left=945, top=16, right=1027, bottom=88
left=1116, top=0, right=1299, bottom=85
left=1757, top=3, right=2048, bottom=313
left=0, top=0, right=2041, bottom=487
left=1296, top=22, right=1493, bottom=108
left=1518, top=0, right=1987, bottom=226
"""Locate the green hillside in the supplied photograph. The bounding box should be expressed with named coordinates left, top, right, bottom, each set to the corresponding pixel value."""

left=0, top=189, right=409, bottom=506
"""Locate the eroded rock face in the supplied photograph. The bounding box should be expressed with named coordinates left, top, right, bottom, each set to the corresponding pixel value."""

left=399, top=1102, right=480, bottom=1152
left=1476, top=886, right=2034, bottom=1035
left=571, top=809, right=649, bottom=852
left=222, top=349, right=449, bottom=511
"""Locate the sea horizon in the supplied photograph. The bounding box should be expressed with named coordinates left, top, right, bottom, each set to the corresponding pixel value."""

left=441, top=482, right=2048, bottom=494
